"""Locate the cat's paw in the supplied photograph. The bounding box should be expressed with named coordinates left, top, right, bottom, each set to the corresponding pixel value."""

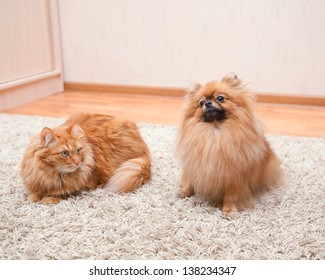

left=42, top=197, right=61, bottom=204
left=28, top=194, right=41, bottom=203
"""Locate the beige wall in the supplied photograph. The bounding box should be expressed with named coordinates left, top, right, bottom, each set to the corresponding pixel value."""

left=58, top=0, right=325, bottom=95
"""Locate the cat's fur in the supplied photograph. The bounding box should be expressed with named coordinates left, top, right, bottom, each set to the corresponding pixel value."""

left=20, top=113, right=151, bottom=204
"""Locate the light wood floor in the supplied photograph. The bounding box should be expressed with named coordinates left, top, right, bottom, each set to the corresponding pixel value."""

left=3, top=90, right=325, bottom=137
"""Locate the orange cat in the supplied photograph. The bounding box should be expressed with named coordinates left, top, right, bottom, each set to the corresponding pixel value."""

left=20, top=113, right=151, bottom=204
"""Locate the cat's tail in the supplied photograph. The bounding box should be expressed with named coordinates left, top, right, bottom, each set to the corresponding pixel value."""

left=106, top=155, right=151, bottom=193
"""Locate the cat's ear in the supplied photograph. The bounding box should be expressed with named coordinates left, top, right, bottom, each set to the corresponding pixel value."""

left=71, top=125, right=85, bottom=139
left=41, top=127, right=55, bottom=147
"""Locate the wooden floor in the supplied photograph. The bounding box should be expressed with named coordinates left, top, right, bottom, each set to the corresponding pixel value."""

left=3, top=90, right=325, bottom=137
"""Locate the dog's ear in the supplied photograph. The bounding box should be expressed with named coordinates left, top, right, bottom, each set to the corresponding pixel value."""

left=221, top=73, right=242, bottom=88
left=186, top=83, right=201, bottom=95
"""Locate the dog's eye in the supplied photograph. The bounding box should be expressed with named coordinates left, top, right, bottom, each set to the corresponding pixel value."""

left=216, top=96, right=224, bottom=103
left=199, top=100, right=205, bottom=107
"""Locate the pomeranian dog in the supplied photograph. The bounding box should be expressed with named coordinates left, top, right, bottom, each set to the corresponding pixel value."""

left=176, top=73, right=284, bottom=217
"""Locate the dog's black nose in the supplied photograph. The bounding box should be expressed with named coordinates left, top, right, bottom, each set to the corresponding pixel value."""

left=205, top=101, right=213, bottom=108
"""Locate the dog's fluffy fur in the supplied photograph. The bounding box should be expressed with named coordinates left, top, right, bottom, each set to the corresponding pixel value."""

left=176, top=74, right=284, bottom=217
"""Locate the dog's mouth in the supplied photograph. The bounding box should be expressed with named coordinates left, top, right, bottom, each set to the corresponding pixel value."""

left=203, top=107, right=226, bottom=122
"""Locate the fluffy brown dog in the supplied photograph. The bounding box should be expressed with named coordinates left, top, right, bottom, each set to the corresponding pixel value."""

left=176, top=74, right=284, bottom=217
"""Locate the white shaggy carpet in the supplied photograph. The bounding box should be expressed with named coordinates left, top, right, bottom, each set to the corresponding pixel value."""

left=0, top=113, right=324, bottom=260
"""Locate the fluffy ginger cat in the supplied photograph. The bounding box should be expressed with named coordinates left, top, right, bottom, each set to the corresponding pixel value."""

left=20, top=113, right=151, bottom=204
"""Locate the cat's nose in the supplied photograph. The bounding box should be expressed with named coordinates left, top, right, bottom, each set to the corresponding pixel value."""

left=72, top=157, right=81, bottom=166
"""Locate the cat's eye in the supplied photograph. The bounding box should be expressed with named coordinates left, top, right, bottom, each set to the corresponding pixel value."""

left=60, top=150, right=69, bottom=157
left=76, top=148, right=82, bottom=154
left=199, top=100, right=205, bottom=107
left=216, top=96, right=224, bottom=103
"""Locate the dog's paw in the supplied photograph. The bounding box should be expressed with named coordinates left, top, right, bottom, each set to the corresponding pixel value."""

left=178, top=185, right=194, bottom=198
left=222, top=205, right=239, bottom=219
left=222, top=210, right=239, bottom=219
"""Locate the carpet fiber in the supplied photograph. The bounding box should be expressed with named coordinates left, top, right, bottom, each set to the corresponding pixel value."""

left=0, top=113, right=324, bottom=260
